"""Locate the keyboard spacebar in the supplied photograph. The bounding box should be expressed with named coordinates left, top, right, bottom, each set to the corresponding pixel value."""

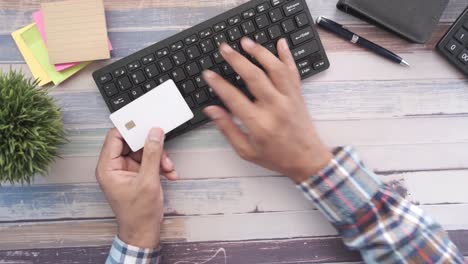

left=291, top=41, right=319, bottom=61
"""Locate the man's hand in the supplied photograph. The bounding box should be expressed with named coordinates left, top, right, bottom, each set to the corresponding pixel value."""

left=96, top=128, right=177, bottom=248
left=203, top=37, right=332, bottom=183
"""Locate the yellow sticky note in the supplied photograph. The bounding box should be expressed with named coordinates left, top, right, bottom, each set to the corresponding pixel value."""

left=11, top=23, right=51, bottom=86
left=20, top=24, right=90, bottom=85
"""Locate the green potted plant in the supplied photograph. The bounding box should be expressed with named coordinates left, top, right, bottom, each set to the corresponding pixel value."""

left=0, top=71, right=66, bottom=184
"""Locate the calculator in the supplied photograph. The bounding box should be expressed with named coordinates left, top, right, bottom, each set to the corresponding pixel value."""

left=437, top=6, right=468, bottom=75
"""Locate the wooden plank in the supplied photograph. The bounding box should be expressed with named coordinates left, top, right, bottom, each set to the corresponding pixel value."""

left=0, top=205, right=467, bottom=250
left=0, top=237, right=362, bottom=264
left=2, top=170, right=468, bottom=221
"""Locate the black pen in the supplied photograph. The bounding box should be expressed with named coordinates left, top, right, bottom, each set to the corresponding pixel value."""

left=316, top=16, right=410, bottom=67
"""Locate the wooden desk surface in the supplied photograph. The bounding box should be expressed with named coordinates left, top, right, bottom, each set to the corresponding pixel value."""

left=1, top=0, right=468, bottom=263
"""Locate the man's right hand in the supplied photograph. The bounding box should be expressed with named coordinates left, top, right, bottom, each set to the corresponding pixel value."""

left=203, top=37, right=332, bottom=183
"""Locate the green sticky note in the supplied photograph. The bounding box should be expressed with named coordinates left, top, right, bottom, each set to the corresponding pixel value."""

left=20, top=24, right=90, bottom=85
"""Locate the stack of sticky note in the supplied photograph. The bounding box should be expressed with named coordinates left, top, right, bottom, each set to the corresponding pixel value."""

left=11, top=0, right=112, bottom=86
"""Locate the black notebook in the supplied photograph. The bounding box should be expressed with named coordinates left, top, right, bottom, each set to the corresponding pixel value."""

left=337, top=0, right=449, bottom=43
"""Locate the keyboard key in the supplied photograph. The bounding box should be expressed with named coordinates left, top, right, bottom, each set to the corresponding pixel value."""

left=242, top=21, right=256, bottom=35
left=171, top=68, right=186, bottom=82
left=98, top=73, right=112, bottom=84
left=186, top=62, right=201, bottom=76
left=228, top=16, right=241, bottom=25
left=299, top=65, right=313, bottom=76
left=284, top=0, right=304, bottom=16
left=158, top=58, right=173, bottom=72
left=200, top=28, right=213, bottom=38
left=458, top=49, right=468, bottom=64
left=113, top=68, right=126, bottom=78
left=268, top=25, right=282, bottom=39
left=271, top=0, right=284, bottom=6
left=292, top=41, right=319, bottom=60
left=187, top=46, right=201, bottom=59
left=465, top=20, right=468, bottom=30
left=185, top=34, right=198, bottom=45
left=131, top=70, right=146, bottom=85
left=181, top=80, right=196, bottom=94
left=142, top=54, right=155, bottom=64
left=199, top=56, right=214, bottom=70
left=290, top=27, right=314, bottom=46
left=281, top=19, right=296, bottom=33
left=228, top=27, right=243, bottom=41
left=200, top=39, right=215, bottom=53
left=264, top=42, right=277, bottom=54
left=127, top=61, right=141, bottom=71
left=208, top=87, right=217, bottom=98
left=313, top=60, right=327, bottom=70
left=211, top=67, right=222, bottom=75
left=454, top=28, right=468, bottom=44
left=194, top=89, right=209, bottom=104
left=295, top=13, right=309, bottom=27
left=257, top=3, right=270, bottom=13
left=130, top=86, right=144, bottom=99
left=445, top=39, right=463, bottom=55
left=117, top=76, right=132, bottom=90
left=213, top=51, right=225, bottom=64
left=172, top=51, right=187, bottom=66
left=297, top=59, right=310, bottom=69
left=214, top=22, right=227, bottom=32
left=269, top=8, right=283, bottom=23
left=190, top=108, right=209, bottom=125
left=103, top=82, right=118, bottom=97
left=254, top=31, right=269, bottom=44
left=156, top=48, right=169, bottom=58
left=242, top=9, right=255, bottom=19
left=255, top=14, right=270, bottom=29
left=158, top=74, right=171, bottom=84
left=221, top=63, right=234, bottom=75
left=214, top=33, right=228, bottom=47
left=171, top=41, right=184, bottom=51
left=185, top=96, right=195, bottom=108
left=110, top=93, right=131, bottom=111
left=144, top=64, right=159, bottom=78
left=195, top=75, right=208, bottom=88
left=143, top=80, right=158, bottom=91
left=231, top=42, right=241, bottom=52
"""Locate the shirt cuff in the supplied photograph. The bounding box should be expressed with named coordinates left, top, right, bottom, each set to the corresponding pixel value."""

left=107, top=236, right=161, bottom=264
left=297, top=146, right=383, bottom=224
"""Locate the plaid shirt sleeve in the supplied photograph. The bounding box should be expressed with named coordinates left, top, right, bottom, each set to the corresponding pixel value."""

left=106, top=236, right=161, bottom=264
left=298, top=146, right=464, bottom=263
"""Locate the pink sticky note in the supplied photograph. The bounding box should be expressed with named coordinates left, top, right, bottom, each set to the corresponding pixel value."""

left=32, top=10, right=113, bottom=72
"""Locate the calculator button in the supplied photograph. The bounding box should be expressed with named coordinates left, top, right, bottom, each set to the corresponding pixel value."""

left=103, top=82, right=118, bottom=97
left=458, top=49, right=468, bottom=64
left=454, top=28, right=468, bottom=44
left=445, top=39, right=463, bottom=55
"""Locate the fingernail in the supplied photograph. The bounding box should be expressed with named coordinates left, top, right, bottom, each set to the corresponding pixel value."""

left=220, top=43, right=233, bottom=54
left=203, top=70, right=216, bottom=80
left=203, top=106, right=223, bottom=120
left=279, top=38, right=289, bottom=51
left=163, top=156, right=174, bottom=171
left=242, top=37, right=256, bottom=49
left=148, top=128, right=164, bottom=143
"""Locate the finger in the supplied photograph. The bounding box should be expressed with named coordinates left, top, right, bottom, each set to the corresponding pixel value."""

left=240, top=37, right=290, bottom=89
left=218, top=43, right=277, bottom=101
left=203, top=105, right=255, bottom=161
left=99, top=128, right=126, bottom=162
left=160, top=151, right=178, bottom=181
left=139, top=128, right=165, bottom=184
left=277, top=38, right=300, bottom=76
left=203, top=70, right=256, bottom=124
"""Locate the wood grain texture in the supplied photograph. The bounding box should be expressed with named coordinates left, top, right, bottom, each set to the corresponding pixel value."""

left=1, top=0, right=468, bottom=262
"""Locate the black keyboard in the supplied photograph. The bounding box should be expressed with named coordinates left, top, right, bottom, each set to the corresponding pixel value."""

left=437, top=5, right=468, bottom=76
left=93, top=0, right=329, bottom=140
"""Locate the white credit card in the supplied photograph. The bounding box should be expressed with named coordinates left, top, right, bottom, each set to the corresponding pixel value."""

left=110, top=80, right=193, bottom=152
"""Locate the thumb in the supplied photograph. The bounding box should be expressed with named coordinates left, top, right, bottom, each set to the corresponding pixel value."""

left=139, top=128, right=165, bottom=183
